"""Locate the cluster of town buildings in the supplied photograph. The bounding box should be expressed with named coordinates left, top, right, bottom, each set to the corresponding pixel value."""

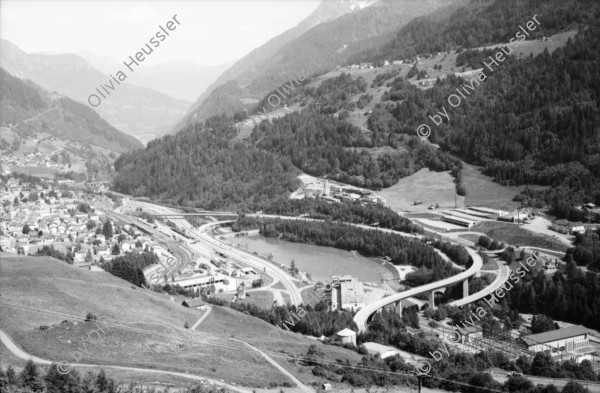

left=0, top=177, right=165, bottom=270
left=1, top=150, right=70, bottom=174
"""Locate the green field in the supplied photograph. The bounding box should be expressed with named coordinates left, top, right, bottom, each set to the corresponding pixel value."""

left=473, top=222, right=569, bottom=253
left=459, top=233, right=481, bottom=244
left=0, top=254, right=362, bottom=389
left=214, top=290, right=275, bottom=309
left=377, top=168, right=465, bottom=212
left=461, top=164, right=525, bottom=211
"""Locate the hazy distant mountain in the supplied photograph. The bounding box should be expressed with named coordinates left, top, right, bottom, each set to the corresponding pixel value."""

left=0, top=40, right=190, bottom=143
left=77, top=51, right=232, bottom=102
left=0, top=67, right=142, bottom=153
left=178, top=0, right=452, bottom=129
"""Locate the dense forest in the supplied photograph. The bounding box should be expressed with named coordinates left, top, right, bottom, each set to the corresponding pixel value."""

left=263, top=197, right=423, bottom=234
left=100, top=252, right=159, bottom=287
left=113, top=115, right=300, bottom=210
left=567, top=229, right=600, bottom=271
left=498, top=259, right=600, bottom=331
left=232, top=216, right=459, bottom=283
left=252, top=107, right=461, bottom=189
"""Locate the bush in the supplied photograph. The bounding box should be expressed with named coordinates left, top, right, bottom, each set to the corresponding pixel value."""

left=85, top=313, right=97, bottom=322
left=478, top=235, right=492, bottom=249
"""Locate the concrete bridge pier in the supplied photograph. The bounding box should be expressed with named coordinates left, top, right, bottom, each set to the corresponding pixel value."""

left=428, top=289, right=445, bottom=310
left=463, top=279, right=469, bottom=298
left=395, top=300, right=403, bottom=315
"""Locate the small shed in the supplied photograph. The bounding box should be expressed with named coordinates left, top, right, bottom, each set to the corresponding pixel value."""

left=336, top=328, right=356, bottom=346
left=181, top=298, right=206, bottom=310
left=322, top=383, right=332, bottom=391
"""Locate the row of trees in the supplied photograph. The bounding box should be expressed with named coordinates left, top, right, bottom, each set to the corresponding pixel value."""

left=203, top=296, right=357, bottom=338
left=261, top=197, right=423, bottom=234
left=100, top=252, right=160, bottom=287
left=0, top=360, right=230, bottom=393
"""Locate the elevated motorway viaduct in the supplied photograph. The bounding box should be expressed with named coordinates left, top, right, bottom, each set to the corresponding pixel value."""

left=121, top=200, right=514, bottom=327
left=352, top=247, right=484, bottom=332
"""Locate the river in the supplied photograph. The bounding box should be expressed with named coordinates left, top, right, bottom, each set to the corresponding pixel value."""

left=225, top=234, right=396, bottom=283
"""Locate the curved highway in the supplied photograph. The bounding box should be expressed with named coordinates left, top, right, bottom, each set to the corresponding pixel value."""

left=353, top=247, right=483, bottom=332
left=121, top=200, right=505, bottom=325
left=122, top=201, right=304, bottom=306
left=192, top=221, right=304, bottom=306
left=448, top=263, right=511, bottom=307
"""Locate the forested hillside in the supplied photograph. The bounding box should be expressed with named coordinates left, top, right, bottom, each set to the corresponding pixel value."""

left=113, top=116, right=301, bottom=210
left=360, top=20, right=600, bottom=217
left=114, top=0, right=600, bottom=218
left=252, top=109, right=460, bottom=188
left=504, top=260, right=600, bottom=332
left=351, top=0, right=598, bottom=63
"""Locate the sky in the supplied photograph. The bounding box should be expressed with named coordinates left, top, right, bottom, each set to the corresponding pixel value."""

left=0, top=0, right=322, bottom=67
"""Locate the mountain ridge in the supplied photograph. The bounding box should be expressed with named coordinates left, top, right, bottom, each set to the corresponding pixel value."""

left=0, top=39, right=190, bottom=143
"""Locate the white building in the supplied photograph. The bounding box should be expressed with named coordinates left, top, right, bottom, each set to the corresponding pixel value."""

left=328, top=275, right=365, bottom=311
left=336, top=328, right=357, bottom=346
left=362, top=342, right=399, bottom=359
left=174, top=272, right=237, bottom=292
left=521, top=325, right=590, bottom=357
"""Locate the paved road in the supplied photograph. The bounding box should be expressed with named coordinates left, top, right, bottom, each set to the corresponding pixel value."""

left=232, top=339, right=314, bottom=393
left=124, top=201, right=304, bottom=306
left=106, top=209, right=193, bottom=278
left=0, top=329, right=252, bottom=393
left=122, top=201, right=511, bottom=333
left=353, top=247, right=483, bottom=332
left=191, top=306, right=212, bottom=330
left=448, top=263, right=511, bottom=307
left=195, top=220, right=304, bottom=306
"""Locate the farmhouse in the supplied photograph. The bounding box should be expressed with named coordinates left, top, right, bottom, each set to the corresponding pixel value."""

left=181, top=298, right=206, bottom=310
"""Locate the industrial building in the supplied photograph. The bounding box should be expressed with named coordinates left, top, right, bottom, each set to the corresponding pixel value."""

left=328, top=275, right=365, bottom=311
left=441, top=213, right=475, bottom=229
left=362, top=342, right=399, bottom=359
left=520, top=325, right=596, bottom=363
